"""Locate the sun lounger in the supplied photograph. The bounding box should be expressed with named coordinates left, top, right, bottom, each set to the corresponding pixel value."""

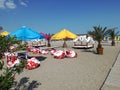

left=72, top=35, right=95, bottom=49
left=25, top=57, right=40, bottom=70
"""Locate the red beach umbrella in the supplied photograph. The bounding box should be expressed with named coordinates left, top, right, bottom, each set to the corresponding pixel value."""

left=40, top=32, right=51, bottom=40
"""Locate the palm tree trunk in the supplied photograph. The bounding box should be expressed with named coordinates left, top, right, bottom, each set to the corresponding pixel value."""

left=111, top=40, right=115, bottom=46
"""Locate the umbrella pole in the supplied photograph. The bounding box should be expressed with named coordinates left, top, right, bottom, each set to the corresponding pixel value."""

left=63, top=40, right=67, bottom=48
left=47, top=39, right=51, bottom=47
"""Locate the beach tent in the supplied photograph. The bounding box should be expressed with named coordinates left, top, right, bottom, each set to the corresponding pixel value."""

left=9, top=27, right=45, bottom=41
left=0, top=31, right=10, bottom=36
left=51, top=29, right=78, bottom=48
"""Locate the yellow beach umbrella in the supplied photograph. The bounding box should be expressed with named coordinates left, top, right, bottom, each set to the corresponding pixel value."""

left=51, top=29, right=78, bottom=40
left=51, top=29, right=78, bottom=48
left=0, top=31, right=10, bottom=36
left=118, top=36, right=120, bottom=41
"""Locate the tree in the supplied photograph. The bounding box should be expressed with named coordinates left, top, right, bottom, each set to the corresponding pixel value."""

left=0, top=26, right=3, bottom=31
left=0, top=36, right=20, bottom=59
left=108, top=27, right=119, bottom=46
left=0, top=60, right=27, bottom=90
left=88, top=25, right=109, bottom=54
left=0, top=35, right=27, bottom=89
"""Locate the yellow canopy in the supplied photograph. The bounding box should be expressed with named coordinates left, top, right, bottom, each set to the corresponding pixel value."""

left=0, top=31, right=10, bottom=36
left=51, top=29, right=78, bottom=40
left=51, top=29, right=78, bottom=48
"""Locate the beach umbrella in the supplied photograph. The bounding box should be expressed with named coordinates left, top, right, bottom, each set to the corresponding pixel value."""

left=9, top=27, right=45, bottom=41
left=40, top=32, right=51, bottom=47
left=0, top=31, right=10, bottom=36
left=51, top=29, right=78, bottom=48
left=51, top=29, right=78, bottom=40
left=40, top=32, right=51, bottom=40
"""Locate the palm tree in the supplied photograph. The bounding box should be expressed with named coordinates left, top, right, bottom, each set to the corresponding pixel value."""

left=88, top=25, right=109, bottom=54
left=108, top=27, right=119, bottom=46
left=0, top=26, right=3, bottom=32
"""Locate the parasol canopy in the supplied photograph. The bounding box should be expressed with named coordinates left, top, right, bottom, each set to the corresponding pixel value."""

left=51, top=29, right=78, bottom=40
left=51, top=29, right=78, bottom=48
left=0, top=31, right=10, bottom=36
left=9, top=26, right=45, bottom=41
left=40, top=32, right=51, bottom=40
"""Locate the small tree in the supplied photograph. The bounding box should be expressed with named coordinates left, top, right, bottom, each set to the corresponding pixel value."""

left=0, top=36, right=20, bottom=59
left=88, top=25, right=109, bottom=54
left=0, top=34, right=27, bottom=89
left=0, top=26, right=3, bottom=31
left=108, top=27, right=119, bottom=46
left=0, top=60, right=27, bottom=89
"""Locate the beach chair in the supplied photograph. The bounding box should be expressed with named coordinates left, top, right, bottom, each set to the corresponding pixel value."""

left=6, top=52, right=20, bottom=67
left=53, top=50, right=65, bottom=59
left=65, top=50, right=77, bottom=58
left=25, top=57, right=40, bottom=70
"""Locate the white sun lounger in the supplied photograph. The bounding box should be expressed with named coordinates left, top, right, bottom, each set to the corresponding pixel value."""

left=72, top=35, right=95, bottom=49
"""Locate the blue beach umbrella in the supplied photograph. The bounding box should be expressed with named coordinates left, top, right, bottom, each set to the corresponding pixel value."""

left=9, top=27, right=45, bottom=41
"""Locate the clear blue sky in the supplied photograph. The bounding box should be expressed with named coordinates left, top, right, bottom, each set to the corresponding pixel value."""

left=0, top=0, right=120, bottom=34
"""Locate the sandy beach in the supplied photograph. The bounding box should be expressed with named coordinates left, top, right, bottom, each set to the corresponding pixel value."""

left=5, top=41, right=120, bottom=90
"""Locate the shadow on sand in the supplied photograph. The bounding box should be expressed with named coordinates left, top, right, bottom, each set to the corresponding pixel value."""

left=14, top=77, right=41, bottom=90
left=18, top=52, right=47, bottom=61
left=27, top=56, right=47, bottom=62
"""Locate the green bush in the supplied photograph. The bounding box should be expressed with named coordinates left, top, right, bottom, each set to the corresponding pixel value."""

left=0, top=35, right=27, bottom=89
left=0, top=60, right=27, bottom=90
left=17, top=43, right=27, bottom=50
left=0, top=36, right=20, bottom=59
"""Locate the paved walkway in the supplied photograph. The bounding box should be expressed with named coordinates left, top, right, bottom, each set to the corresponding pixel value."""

left=101, top=52, right=120, bottom=90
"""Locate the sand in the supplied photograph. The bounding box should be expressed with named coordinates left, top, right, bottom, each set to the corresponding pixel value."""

left=5, top=41, right=120, bottom=90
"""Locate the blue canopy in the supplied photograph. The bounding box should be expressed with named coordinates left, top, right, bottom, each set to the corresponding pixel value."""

left=9, top=27, right=45, bottom=41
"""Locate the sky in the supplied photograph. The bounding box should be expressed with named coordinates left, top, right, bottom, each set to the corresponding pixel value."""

left=0, top=0, right=120, bottom=34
